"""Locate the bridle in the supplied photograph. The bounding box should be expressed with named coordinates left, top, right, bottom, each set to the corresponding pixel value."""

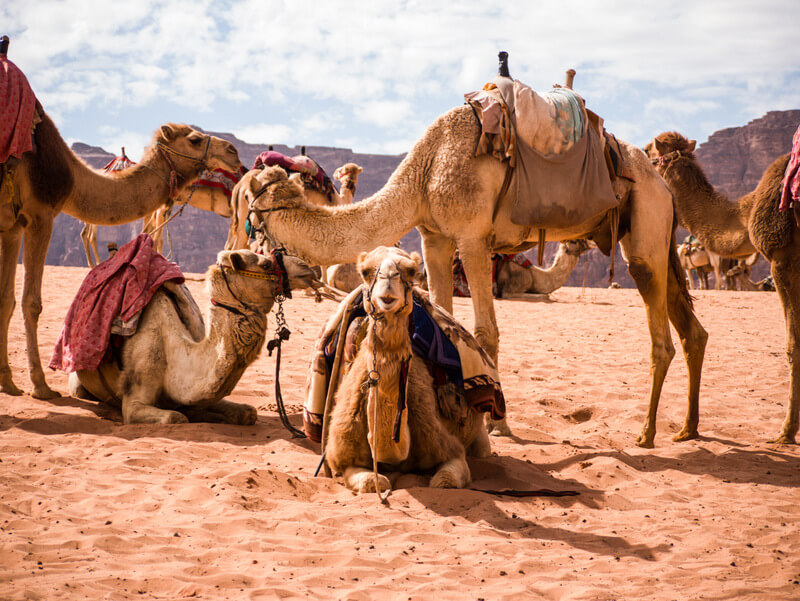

left=211, top=248, right=290, bottom=316
left=650, top=149, right=689, bottom=180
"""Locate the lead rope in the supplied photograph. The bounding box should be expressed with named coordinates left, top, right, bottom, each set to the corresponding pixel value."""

left=267, top=294, right=305, bottom=438
left=364, top=310, right=390, bottom=504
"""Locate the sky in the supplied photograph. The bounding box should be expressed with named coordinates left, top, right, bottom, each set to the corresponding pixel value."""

left=4, top=0, right=800, bottom=162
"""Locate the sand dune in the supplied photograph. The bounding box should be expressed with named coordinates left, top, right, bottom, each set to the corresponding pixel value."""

left=1, top=266, right=798, bottom=600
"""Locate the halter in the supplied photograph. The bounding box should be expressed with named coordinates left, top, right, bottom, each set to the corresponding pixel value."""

left=650, top=149, right=688, bottom=180
left=212, top=251, right=286, bottom=316
left=142, top=136, right=212, bottom=200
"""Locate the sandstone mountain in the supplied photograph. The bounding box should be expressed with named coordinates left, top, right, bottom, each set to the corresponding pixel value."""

left=47, top=110, right=798, bottom=284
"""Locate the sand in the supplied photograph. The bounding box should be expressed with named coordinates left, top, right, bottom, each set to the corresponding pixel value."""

left=1, top=265, right=798, bottom=601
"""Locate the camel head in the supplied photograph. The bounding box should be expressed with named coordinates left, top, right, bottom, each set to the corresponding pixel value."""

left=725, top=263, right=748, bottom=278
left=333, top=163, right=363, bottom=186
left=645, top=132, right=697, bottom=176
left=358, top=246, right=421, bottom=318
left=209, top=249, right=324, bottom=311
left=151, top=124, right=242, bottom=175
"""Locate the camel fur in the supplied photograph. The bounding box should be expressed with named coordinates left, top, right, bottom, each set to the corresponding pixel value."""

left=68, top=249, right=322, bottom=425
left=647, top=131, right=799, bottom=443
left=325, top=246, right=491, bottom=493
left=243, top=97, right=708, bottom=448
left=0, top=115, right=242, bottom=399
left=495, top=240, right=588, bottom=296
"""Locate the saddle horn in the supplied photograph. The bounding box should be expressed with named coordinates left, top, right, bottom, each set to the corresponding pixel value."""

left=301, top=145, right=306, bottom=156
left=0, top=36, right=9, bottom=58
left=498, top=51, right=510, bottom=78
left=565, top=69, right=576, bottom=89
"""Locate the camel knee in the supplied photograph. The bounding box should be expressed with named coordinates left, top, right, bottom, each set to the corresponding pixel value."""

left=430, top=457, right=470, bottom=489
left=21, top=297, right=42, bottom=322
left=628, top=258, right=654, bottom=294
left=474, top=326, right=499, bottom=361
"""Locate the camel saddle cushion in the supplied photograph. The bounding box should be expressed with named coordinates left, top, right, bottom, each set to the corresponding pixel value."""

left=466, top=77, right=618, bottom=229
left=780, top=123, right=800, bottom=226
left=50, top=234, right=187, bottom=372
left=253, top=150, right=337, bottom=203
left=303, top=287, right=506, bottom=443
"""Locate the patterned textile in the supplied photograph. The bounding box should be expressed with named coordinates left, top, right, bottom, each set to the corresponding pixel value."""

left=252, top=150, right=337, bottom=202
left=452, top=252, right=530, bottom=297
left=49, top=234, right=184, bottom=372
left=303, top=287, right=505, bottom=443
left=102, top=151, right=135, bottom=172
left=192, top=166, right=247, bottom=199
left=0, top=56, right=39, bottom=163
left=780, top=123, right=800, bottom=226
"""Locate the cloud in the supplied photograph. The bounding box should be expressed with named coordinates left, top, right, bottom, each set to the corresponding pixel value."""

left=4, top=0, right=799, bottom=153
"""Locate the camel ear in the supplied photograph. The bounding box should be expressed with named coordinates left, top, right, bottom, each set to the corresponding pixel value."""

left=160, top=124, right=178, bottom=141
left=228, top=252, right=248, bottom=271
left=653, top=138, right=669, bottom=155
left=687, top=139, right=696, bottom=152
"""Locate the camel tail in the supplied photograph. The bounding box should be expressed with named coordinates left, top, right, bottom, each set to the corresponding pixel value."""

left=668, top=208, right=694, bottom=309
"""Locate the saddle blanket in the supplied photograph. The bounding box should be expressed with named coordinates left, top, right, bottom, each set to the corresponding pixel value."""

left=253, top=150, right=337, bottom=202
left=465, top=76, right=618, bottom=230
left=50, top=234, right=185, bottom=372
left=0, top=56, right=39, bottom=163
left=303, top=287, right=505, bottom=443
left=780, top=123, right=800, bottom=226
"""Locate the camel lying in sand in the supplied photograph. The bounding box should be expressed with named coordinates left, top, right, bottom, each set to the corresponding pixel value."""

left=69, top=249, right=323, bottom=425
left=326, top=246, right=492, bottom=493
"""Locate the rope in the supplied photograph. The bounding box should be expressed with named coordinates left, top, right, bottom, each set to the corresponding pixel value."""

left=267, top=296, right=305, bottom=438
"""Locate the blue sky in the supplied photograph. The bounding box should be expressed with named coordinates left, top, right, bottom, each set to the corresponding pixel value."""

left=5, top=1, right=800, bottom=161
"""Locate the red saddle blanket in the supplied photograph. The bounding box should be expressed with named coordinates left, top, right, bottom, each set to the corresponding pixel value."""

left=253, top=150, right=337, bottom=202
left=0, top=56, right=38, bottom=163
left=780, top=123, right=800, bottom=226
left=49, top=234, right=184, bottom=372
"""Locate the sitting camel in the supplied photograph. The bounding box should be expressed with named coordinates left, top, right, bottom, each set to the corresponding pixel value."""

left=69, top=249, right=323, bottom=424
left=326, top=246, right=491, bottom=493
left=646, top=131, right=799, bottom=443
left=494, top=240, right=589, bottom=296
left=725, top=263, right=775, bottom=291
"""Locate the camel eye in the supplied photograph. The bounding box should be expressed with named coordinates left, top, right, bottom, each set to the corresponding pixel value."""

left=360, top=268, right=373, bottom=281
left=188, top=134, right=203, bottom=145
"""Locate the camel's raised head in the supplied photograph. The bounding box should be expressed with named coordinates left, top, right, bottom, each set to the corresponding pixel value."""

left=211, top=249, right=324, bottom=310
left=358, top=246, right=421, bottom=317
left=645, top=132, right=696, bottom=159
left=155, top=123, right=242, bottom=174
left=333, top=163, right=363, bottom=183
left=250, top=165, right=306, bottom=208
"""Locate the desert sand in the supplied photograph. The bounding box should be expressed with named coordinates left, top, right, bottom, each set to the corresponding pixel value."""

left=1, top=265, right=798, bottom=601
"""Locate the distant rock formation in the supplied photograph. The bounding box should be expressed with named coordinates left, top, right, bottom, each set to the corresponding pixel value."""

left=46, top=110, right=799, bottom=282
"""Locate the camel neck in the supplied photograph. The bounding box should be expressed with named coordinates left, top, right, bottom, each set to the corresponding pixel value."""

left=663, top=158, right=755, bottom=257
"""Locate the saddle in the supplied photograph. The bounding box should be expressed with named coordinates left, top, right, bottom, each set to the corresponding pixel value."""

left=466, top=76, right=634, bottom=230
left=252, top=150, right=338, bottom=203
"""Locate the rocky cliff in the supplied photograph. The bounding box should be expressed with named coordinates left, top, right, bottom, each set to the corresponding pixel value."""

left=48, top=110, right=798, bottom=283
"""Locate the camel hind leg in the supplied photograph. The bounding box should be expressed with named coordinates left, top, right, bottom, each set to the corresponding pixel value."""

left=769, top=249, right=800, bottom=444
left=666, top=244, right=708, bottom=442
left=180, top=399, right=257, bottom=425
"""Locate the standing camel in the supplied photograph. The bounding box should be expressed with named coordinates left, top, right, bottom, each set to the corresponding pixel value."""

left=0, top=116, right=241, bottom=398
left=646, top=131, right=799, bottom=443
left=245, top=92, right=708, bottom=450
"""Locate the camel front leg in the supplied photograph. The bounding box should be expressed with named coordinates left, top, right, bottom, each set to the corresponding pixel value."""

left=21, top=215, right=60, bottom=399
left=0, top=227, right=24, bottom=395
left=80, top=223, right=97, bottom=268
left=419, top=228, right=455, bottom=313
left=180, top=399, right=257, bottom=425
left=430, top=456, right=471, bottom=489
left=458, top=239, right=509, bottom=436
left=769, top=253, right=800, bottom=444
left=343, top=466, right=391, bottom=493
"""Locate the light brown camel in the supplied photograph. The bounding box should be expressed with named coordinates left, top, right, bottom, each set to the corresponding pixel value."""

left=326, top=246, right=491, bottom=493
left=69, top=249, right=323, bottom=424
left=0, top=116, right=241, bottom=399
left=495, top=240, right=588, bottom=296
left=245, top=94, right=709, bottom=449
left=725, top=263, right=775, bottom=291
left=646, top=131, right=799, bottom=443
left=81, top=176, right=234, bottom=266
left=225, top=162, right=362, bottom=252
left=676, top=242, right=739, bottom=290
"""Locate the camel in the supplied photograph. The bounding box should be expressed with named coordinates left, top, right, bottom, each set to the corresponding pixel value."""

left=677, top=242, right=713, bottom=289
left=725, top=263, right=775, bottom=291
left=646, top=131, right=799, bottom=443
left=326, top=246, right=491, bottom=493
left=81, top=172, right=235, bottom=267
left=494, top=240, right=588, bottom=296
left=68, top=249, right=323, bottom=424
left=0, top=115, right=241, bottom=399
left=244, top=91, right=708, bottom=449
left=225, top=161, right=362, bottom=251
